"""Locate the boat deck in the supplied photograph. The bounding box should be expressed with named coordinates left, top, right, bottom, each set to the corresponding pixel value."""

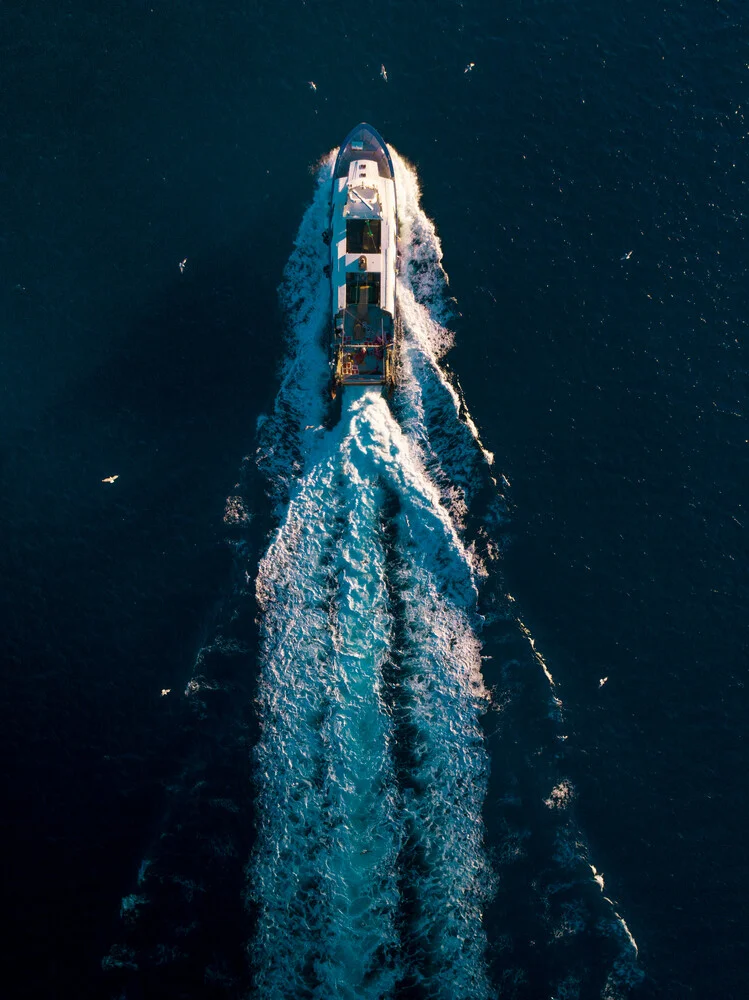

left=335, top=306, right=394, bottom=384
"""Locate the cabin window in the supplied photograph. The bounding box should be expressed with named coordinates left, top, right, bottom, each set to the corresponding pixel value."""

left=346, top=272, right=381, bottom=306
left=346, top=219, right=382, bottom=254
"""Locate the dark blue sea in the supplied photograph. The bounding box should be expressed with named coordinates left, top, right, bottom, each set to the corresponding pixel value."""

left=2, top=1, right=747, bottom=997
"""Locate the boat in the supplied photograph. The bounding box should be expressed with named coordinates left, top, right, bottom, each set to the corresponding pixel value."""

left=327, top=123, right=398, bottom=393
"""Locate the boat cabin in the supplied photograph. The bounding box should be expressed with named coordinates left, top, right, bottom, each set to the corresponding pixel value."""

left=329, top=125, right=397, bottom=388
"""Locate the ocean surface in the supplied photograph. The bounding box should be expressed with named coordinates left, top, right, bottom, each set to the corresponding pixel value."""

left=2, top=1, right=747, bottom=998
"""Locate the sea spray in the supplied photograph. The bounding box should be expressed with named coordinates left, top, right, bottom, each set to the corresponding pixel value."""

left=254, top=153, right=334, bottom=508
left=392, top=151, right=499, bottom=532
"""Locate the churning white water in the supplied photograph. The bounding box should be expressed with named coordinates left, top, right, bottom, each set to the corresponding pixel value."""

left=246, top=148, right=640, bottom=1000
left=248, top=152, right=493, bottom=999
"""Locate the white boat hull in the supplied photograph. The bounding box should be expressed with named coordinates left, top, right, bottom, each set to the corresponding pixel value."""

left=329, top=124, right=398, bottom=390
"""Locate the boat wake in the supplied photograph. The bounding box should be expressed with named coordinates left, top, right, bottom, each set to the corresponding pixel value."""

left=102, top=149, right=643, bottom=1000
left=246, top=150, right=643, bottom=999
left=248, top=153, right=493, bottom=998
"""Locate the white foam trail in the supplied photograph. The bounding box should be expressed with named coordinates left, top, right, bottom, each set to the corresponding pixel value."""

left=591, top=863, right=605, bottom=891
left=393, top=151, right=496, bottom=473
left=251, top=389, right=493, bottom=995
left=516, top=615, right=565, bottom=721
left=344, top=392, right=493, bottom=996
left=247, top=148, right=499, bottom=998
left=392, top=149, right=642, bottom=996
left=313, top=391, right=403, bottom=997
left=248, top=146, right=639, bottom=1000
left=612, top=909, right=639, bottom=958
left=250, top=444, right=343, bottom=996
left=251, top=395, right=405, bottom=999
left=254, top=153, right=334, bottom=502
left=392, top=526, right=493, bottom=999
left=392, top=153, right=455, bottom=335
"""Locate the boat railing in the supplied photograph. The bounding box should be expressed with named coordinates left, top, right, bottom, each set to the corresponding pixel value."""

left=332, top=305, right=395, bottom=385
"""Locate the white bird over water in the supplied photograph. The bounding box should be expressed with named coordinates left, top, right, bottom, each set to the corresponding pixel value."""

left=102, top=475, right=119, bottom=484
left=380, top=64, right=388, bottom=82
left=599, top=676, right=608, bottom=688
left=308, top=80, right=317, bottom=91
left=178, top=258, right=187, bottom=273
left=465, top=62, right=475, bottom=73
left=621, top=250, right=633, bottom=261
